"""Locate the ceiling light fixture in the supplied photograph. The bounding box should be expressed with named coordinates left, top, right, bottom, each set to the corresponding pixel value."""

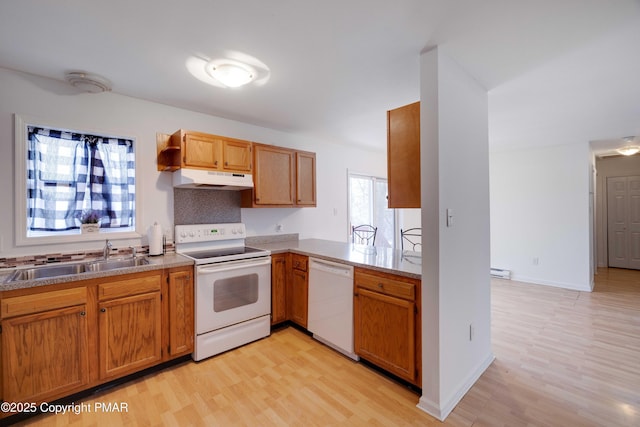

left=64, top=71, right=112, bottom=93
left=616, top=146, right=640, bottom=156
left=205, top=61, right=255, bottom=88
left=616, top=136, right=639, bottom=156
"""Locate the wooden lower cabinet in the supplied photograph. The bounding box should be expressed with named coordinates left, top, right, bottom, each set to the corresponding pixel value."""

left=270, top=253, right=288, bottom=325
left=354, top=267, right=421, bottom=386
left=0, top=265, right=194, bottom=414
left=289, top=254, right=308, bottom=328
left=167, top=268, right=194, bottom=356
left=98, top=291, right=162, bottom=380
left=2, top=302, right=90, bottom=402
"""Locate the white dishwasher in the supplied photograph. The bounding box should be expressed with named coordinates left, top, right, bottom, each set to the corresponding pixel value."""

left=308, top=257, right=359, bottom=360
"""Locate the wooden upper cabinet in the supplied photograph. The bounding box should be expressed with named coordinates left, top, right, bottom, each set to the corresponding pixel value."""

left=173, top=130, right=222, bottom=169
left=222, top=139, right=252, bottom=172
left=296, top=151, right=316, bottom=206
left=168, top=130, right=252, bottom=173
left=243, top=143, right=295, bottom=206
left=241, top=143, right=316, bottom=208
left=387, top=101, right=420, bottom=208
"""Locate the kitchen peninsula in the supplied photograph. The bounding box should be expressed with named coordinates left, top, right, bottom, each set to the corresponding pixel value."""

left=250, top=237, right=422, bottom=279
left=249, top=237, right=423, bottom=387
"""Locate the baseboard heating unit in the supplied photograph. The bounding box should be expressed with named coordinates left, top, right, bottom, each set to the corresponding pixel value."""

left=490, top=268, right=511, bottom=279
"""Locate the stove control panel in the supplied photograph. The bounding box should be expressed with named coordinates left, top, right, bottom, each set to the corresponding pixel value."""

left=175, top=223, right=246, bottom=244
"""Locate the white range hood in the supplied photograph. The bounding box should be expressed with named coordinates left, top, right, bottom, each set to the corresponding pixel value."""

left=173, top=168, right=253, bottom=190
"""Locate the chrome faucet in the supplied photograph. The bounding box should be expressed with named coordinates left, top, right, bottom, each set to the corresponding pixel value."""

left=103, top=239, right=113, bottom=260
left=129, top=246, right=137, bottom=259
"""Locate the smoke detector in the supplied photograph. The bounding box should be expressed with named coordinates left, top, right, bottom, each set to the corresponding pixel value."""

left=64, top=71, right=112, bottom=93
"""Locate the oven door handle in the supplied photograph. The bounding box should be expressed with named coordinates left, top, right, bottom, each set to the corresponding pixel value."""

left=196, top=257, right=271, bottom=274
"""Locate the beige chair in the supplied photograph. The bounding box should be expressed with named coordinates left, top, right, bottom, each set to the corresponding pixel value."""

left=400, top=228, right=421, bottom=252
left=352, top=225, right=377, bottom=246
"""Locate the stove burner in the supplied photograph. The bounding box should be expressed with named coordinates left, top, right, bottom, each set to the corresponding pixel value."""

left=186, top=246, right=265, bottom=260
left=174, top=223, right=270, bottom=265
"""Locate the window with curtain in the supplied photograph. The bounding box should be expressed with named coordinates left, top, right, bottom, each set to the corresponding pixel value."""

left=348, top=173, right=395, bottom=248
left=26, top=126, right=135, bottom=236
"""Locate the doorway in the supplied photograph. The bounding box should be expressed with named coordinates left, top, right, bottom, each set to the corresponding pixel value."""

left=607, top=176, right=640, bottom=269
left=594, top=155, right=640, bottom=270
left=347, top=172, right=395, bottom=248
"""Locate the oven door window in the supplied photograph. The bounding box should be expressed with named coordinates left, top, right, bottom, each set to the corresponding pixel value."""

left=213, top=273, right=259, bottom=312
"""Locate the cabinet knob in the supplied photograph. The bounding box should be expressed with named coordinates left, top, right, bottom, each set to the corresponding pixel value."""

left=214, top=160, right=218, bottom=166
left=225, top=161, right=228, bottom=166
left=377, top=283, right=384, bottom=289
left=80, top=311, right=86, bottom=316
left=100, top=308, right=106, bottom=313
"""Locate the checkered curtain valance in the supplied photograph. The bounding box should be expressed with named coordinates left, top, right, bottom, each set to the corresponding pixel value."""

left=27, top=127, right=135, bottom=231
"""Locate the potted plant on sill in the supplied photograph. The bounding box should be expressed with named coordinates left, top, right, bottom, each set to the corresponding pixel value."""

left=79, top=210, right=100, bottom=233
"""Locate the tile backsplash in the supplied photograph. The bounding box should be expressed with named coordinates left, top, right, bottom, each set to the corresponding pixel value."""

left=0, top=243, right=174, bottom=270
left=174, top=188, right=241, bottom=225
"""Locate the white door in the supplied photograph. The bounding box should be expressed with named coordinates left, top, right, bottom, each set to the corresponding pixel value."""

left=607, top=176, right=640, bottom=269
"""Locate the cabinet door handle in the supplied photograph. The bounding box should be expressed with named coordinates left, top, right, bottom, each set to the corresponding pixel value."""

left=214, top=160, right=218, bottom=166
left=377, top=283, right=384, bottom=289
left=225, top=161, right=228, bottom=166
left=100, top=308, right=106, bottom=313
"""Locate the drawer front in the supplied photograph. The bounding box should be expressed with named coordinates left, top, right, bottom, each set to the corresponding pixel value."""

left=98, top=273, right=162, bottom=301
left=355, top=271, right=415, bottom=301
left=1, top=287, right=87, bottom=319
left=291, top=254, right=308, bottom=272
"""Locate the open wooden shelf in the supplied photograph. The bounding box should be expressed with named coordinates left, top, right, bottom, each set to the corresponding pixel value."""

left=156, top=133, right=181, bottom=171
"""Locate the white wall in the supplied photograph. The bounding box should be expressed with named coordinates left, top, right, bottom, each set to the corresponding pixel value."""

left=418, top=47, right=493, bottom=421
left=0, top=67, right=385, bottom=257
left=486, top=19, right=640, bottom=291
left=490, top=143, right=592, bottom=290
left=594, top=155, right=640, bottom=268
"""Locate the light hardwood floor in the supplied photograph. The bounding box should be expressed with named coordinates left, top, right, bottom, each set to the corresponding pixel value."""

left=14, top=268, right=640, bottom=426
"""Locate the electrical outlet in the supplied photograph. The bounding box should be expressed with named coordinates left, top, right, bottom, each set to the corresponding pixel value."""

left=276, top=224, right=283, bottom=232
left=469, top=323, right=474, bottom=341
left=533, top=257, right=539, bottom=266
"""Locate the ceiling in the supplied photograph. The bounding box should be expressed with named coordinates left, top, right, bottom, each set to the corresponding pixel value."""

left=1, top=0, right=639, bottom=152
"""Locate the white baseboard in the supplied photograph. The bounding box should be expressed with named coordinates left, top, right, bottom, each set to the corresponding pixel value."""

left=416, top=352, right=495, bottom=421
left=510, top=274, right=592, bottom=292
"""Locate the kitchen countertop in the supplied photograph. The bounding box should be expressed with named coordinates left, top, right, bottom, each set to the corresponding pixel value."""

left=0, top=239, right=422, bottom=291
left=252, top=239, right=422, bottom=279
left=0, top=253, right=194, bottom=292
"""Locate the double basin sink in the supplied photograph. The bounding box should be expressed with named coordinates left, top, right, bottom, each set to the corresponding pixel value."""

left=6, top=257, right=150, bottom=283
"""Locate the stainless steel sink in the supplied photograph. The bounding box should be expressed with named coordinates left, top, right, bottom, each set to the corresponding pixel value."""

left=85, top=257, right=150, bottom=272
left=7, top=262, right=88, bottom=282
left=6, top=257, right=150, bottom=282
